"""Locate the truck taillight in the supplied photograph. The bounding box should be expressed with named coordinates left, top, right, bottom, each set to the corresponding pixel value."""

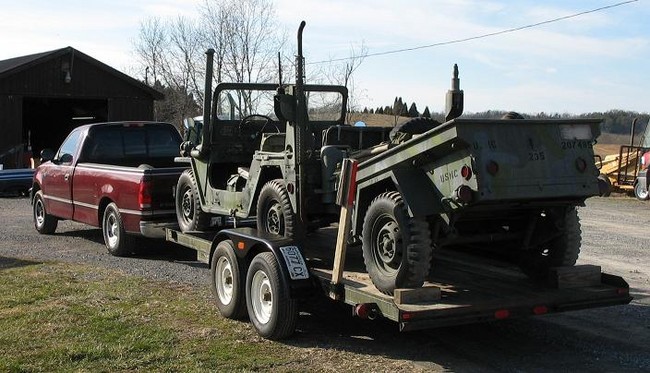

left=139, top=181, right=152, bottom=209
left=486, top=160, right=499, bottom=176
left=454, top=185, right=473, bottom=204
left=575, top=157, right=587, bottom=173
left=460, top=165, right=472, bottom=180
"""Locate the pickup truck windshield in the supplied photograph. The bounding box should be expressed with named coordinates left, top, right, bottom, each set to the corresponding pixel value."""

left=81, top=124, right=181, bottom=166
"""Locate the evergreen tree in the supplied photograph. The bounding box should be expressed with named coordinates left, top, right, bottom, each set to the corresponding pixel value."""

left=408, top=102, right=419, bottom=117
left=422, top=106, right=431, bottom=118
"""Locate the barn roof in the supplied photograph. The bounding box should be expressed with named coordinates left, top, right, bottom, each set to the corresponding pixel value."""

left=0, top=46, right=163, bottom=99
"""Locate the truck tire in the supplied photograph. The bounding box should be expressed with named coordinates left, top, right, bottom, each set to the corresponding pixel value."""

left=33, top=190, right=58, bottom=234
left=519, top=207, right=581, bottom=280
left=176, top=169, right=210, bottom=232
left=256, top=179, right=295, bottom=238
left=598, top=174, right=612, bottom=197
left=362, top=191, right=432, bottom=295
left=210, top=240, right=247, bottom=320
left=634, top=181, right=649, bottom=200
left=102, top=202, right=134, bottom=256
left=246, top=252, right=298, bottom=340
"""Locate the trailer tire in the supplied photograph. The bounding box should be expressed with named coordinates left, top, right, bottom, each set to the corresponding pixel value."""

left=634, top=181, right=649, bottom=200
left=256, top=179, right=295, bottom=238
left=246, top=252, right=297, bottom=340
left=520, top=207, right=581, bottom=280
left=33, top=190, right=58, bottom=234
left=176, top=169, right=210, bottom=232
left=102, top=202, right=134, bottom=256
left=211, top=240, right=247, bottom=320
left=362, top=191, right=432, bottom=295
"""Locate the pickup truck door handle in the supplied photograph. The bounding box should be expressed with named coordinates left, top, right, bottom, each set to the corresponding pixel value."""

left=64, top=174, right=70, bottom=181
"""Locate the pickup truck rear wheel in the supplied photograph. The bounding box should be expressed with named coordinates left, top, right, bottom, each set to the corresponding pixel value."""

left=519, top=207, right=581, bottom=280
left=176, top=169, right=210, bottom=232
left=362, top=191, right=432, bottom=295
left=33, top=190, right=58, bottom=234
left=256, top=180, right=295, bottom=238
left=102, top=202, right=134, bottom=256
left=245, top=252, right=298, bottom=340
left=211, top=240, right=247, bottom=320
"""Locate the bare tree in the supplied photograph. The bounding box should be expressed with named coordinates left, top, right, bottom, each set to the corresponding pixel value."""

left=133, top=0, right=287, bottom=123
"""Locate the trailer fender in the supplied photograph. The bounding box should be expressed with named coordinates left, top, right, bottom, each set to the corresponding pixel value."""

left=212, top=227, right=314, bottom=298
left=391, top=168, right=444, bottom=217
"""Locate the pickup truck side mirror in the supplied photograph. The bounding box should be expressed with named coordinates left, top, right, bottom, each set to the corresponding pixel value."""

left=59, top=153, right=73, bottom=164
left=40, top=149, right=54, bottom=162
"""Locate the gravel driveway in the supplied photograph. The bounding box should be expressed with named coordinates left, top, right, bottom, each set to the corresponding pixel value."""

left=1, top=195, right=648, bottom=371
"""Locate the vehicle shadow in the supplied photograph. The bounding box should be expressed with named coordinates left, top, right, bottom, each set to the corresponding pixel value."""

left=0, top=256, right=41, bottom=271
left=287, top=295, right=649, bottom=371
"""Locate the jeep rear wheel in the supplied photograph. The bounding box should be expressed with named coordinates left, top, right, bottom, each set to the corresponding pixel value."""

left=176, top=169, right=210, bottom=232
left=362, top=191, right=432, bottom=295
left=256, top=179, right=295, bottom=238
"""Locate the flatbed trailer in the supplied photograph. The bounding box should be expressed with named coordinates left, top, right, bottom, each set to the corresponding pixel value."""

left=165, top=225, right=632, bottom=338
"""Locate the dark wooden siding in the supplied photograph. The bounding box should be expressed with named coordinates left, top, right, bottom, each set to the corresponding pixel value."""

left=108, top=98, right=154, bottom=121
left=0, top=54, right=152, bottom=100
left=0, top=95, right=23, bottom=167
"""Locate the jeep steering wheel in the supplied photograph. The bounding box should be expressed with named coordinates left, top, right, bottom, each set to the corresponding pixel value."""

left=239, top=114, right=280, bottom=139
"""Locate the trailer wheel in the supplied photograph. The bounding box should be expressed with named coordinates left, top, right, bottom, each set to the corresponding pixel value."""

left=256, top=179, right=295, bottom=238
left=634, top=181, right=649, bottom=200
left=176, top=169, right=210, bottom=232
left=102, top=202, right=134, bottom=256
left=210, top=240, right=247, bottom=319
left=520, top=207, right=581, bottom=280
left=33, top=190, right=58, bottom=234
left=246, top=252, right=297, bottom=340
left=362, top=191, right=432, bottom=295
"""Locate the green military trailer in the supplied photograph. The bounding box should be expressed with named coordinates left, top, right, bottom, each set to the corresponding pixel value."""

left=167, top=21, right=628, bottom=339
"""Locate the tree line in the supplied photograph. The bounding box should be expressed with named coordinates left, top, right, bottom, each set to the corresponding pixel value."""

left=358, top=97, right=649, bottom=137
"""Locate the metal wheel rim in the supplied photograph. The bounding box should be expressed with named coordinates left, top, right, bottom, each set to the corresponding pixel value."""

left=265, top=201, right=283, bottom=235
left=215, top=256, right=234, bottom=306
left=35, top=199, right=45, bottom=227
left=181, top=187, right=194, bottom=224
left=372, top=214, right=401, bottom=275
left=105, top=213, right=119, bottom=247
left=636, top=183, right=649, bottom=200
left=251, top=269, right=273, bottom=324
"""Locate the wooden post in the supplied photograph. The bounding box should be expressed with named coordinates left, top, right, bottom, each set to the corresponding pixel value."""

left=329, top=158, right=358, bottom=300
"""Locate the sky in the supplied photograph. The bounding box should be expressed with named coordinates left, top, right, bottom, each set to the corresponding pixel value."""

left=0, top=0, right=648, bottom=115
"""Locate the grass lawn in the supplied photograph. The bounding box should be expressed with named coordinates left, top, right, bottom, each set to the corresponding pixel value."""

left=0, top=259, right=302, bottom=372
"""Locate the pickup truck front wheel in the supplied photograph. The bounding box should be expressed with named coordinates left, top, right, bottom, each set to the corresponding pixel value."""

left=362, top=191, right=432, bottom=295
left=33, top=190, right=58, bottom=234
left=102, top=203, right=134, bottom=256
left=176, top=169, right=210, bottom=232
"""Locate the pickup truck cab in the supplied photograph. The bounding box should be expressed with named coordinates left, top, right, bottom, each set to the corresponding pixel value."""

left=31, top=121, right=185, bottom=256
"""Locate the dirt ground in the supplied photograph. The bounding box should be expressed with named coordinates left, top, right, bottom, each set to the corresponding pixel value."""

left=0, top=196, right=648, bottom=371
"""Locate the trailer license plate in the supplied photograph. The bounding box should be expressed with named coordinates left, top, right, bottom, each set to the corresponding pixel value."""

left=279, top=246, right=309, bottom=280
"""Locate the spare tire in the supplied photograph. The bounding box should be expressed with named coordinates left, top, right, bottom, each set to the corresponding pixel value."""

left=389, top=117, right=441, bottom=143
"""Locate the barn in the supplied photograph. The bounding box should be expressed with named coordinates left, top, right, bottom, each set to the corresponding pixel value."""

left=0, top=46, right=163, bottom=168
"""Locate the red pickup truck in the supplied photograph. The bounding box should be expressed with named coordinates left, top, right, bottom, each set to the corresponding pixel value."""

left=31, top=122, right=186, bottom=256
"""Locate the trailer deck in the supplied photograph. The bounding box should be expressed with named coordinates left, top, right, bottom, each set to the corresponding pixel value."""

left=166, top=226, right=632, bottom=331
